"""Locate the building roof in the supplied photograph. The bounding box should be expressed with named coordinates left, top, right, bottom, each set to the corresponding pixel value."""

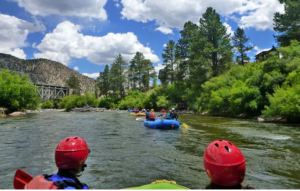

left=255, top=46, right=277, bottom=59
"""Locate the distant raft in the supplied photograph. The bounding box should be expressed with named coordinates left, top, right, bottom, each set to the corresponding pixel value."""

left=144, top=119, right=180, bottom=129
left=127, top=110, right=136, bottom=113
left=134, top=113, right=146, bottom=116
left=125, top=180, right=189, bottom=189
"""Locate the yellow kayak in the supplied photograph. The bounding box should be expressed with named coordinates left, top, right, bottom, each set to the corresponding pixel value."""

left=125, top=180, right=189, bottom=189
left=134, top=113, right=146, bottom=116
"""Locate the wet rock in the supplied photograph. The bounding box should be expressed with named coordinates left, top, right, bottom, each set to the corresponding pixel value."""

left=26, top=110, right=39, bottom=114
left=238, top=113, right=247, bottom=118
left=257, top=117, right=286, bottom=122
left=0, top=107, right=8, bottom=115
left=9, top=112, right=26, bottom=116
left=258, top=117, right=265, bottom=122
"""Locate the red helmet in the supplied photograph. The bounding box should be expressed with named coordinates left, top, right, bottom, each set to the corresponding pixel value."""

left=204, top=140, right=245, bottom=187
left=162, top=109, right=165, bottom=112
left=55, top=136, right=90, bottom=169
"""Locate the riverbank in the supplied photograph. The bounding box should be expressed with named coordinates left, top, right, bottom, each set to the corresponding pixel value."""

left=0, top=107, right=42, bottom=117
left=176, top=109, right=289, bottom=124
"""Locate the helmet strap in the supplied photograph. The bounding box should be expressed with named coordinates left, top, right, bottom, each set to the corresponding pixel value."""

left=77, top=163, right=87, bottom=177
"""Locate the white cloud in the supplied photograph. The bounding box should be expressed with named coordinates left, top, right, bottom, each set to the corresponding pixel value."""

left=120, top=0, right=284, bottom=31
left=163, top=44, right=167, bottom=47
left=223, top=22, right=234, bottom=37
left=74, top=66, right=79, bottom=71
left=32, top=42, right=36, bottom=48
left=0, top=47, right=26, bottom=59
left=155, top=26, right=173, bottom=34
left=0, top=13, right=45, bottom=59
left=154, top=63, right=165, bottom=74
left=12, top=0, right=108, bottom=20
left=115, top=3, right=120, bottom=8
left=82, top=72, right=99, bottom=78
left=238, top=1, right=284, bottom=30
left=34, top=21, right=160, bottom=65
left=253, top=46, right=270, bottom=55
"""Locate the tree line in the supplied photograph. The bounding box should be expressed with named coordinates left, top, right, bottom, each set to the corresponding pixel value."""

left=96, top=1, right=300, bottom=122
left=96, top=53, right=157, bottom=98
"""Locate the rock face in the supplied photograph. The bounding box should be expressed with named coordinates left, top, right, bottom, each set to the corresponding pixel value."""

left=0, top=53, right=96, bottom=93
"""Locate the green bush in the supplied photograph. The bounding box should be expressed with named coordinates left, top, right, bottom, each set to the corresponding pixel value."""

left=263, top=84, right=300, bottom=123
left=98, top=97, right=121, bottom=109
left=0, top=69, right=41, bottom=111
left=118, top=91, right=151, bottom=110
left=262, top=41, right=300, bottom=122
left=157, top=96, right=169, bottom=108
left=58, top=93, right=97, bottom=111
left=41, top=100, right=54, bottom=109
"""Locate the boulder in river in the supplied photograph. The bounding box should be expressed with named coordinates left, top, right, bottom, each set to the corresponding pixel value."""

left=258, top=117, right=265, bottom=122
left=9, top=112, right=26, bottom=116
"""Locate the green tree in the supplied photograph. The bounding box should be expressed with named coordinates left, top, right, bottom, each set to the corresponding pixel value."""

left=191, top=7, right=233, bottom=77
left=67, top=74, right=80, bottom=95
left=162, top=40, right=177, bottom=83
left=232, top=27, right=254, bottom=65
left=0, top=69, right=41, bottom=111
left=152, top=76, right=157, bottom=89
left=177, top=21, right=198, bottom=81
left=110, top=54, right=127, bottom=98
left=141, top=59, right=155, bottom=91
left=130, top=52, right=145, bottom=90
left=97, top=65, right=110, bottom=97
left=274, top=0, right=300, bottom=46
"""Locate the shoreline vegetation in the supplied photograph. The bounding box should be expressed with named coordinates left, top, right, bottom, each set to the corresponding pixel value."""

left=1, top=3, right=300, bottom=123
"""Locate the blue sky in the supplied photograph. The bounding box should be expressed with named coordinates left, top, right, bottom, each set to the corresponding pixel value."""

left=0, top=0, right=284, bottom=78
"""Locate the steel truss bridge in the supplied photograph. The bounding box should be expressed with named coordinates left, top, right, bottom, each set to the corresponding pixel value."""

left=35, top=84, right=69, bottom=101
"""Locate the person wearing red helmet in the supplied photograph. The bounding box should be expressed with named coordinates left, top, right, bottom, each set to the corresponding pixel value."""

left=203, top=140, right=253, bottom=189
left=24, top=136, right=90, bottom=189
left=158, top=109, right=167, bottom=119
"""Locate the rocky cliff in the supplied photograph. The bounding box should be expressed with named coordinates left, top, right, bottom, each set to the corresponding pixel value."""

left=0, top=53, right=96, bottom=93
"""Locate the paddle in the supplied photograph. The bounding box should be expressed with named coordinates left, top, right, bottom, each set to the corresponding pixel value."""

left=14, top=169, right=33, bottom=189
left=177, top=119, right=188, bottom=128
left=130, top=113, right=134, bottom=115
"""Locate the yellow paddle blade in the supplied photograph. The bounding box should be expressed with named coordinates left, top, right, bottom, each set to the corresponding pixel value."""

left=130, top=113, right=134, bottom=115
left=182, top=123, right=188, bottom=128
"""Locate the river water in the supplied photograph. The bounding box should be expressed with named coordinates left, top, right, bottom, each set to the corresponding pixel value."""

left=1, top=110, right=300, bottom=189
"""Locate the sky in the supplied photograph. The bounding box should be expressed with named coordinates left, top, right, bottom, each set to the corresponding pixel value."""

left=0, top=0, right=285, bottom=78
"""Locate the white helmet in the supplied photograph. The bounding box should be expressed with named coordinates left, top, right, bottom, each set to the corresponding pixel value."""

left=172, top=108, right=175, bottom=111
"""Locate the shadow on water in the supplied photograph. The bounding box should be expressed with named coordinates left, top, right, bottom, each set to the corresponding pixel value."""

left=1, top=111, right=300, bottom=189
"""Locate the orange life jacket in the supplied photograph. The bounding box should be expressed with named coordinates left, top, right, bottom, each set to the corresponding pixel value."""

left=149, top=112, right=156, bottom=119
left=24, top=175, right=58, bottom=189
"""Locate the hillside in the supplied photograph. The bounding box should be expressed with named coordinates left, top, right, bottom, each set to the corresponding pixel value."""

left=0, top=53, right=96, bottom=93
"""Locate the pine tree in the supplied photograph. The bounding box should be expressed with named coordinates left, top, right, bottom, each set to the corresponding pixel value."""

left=191, top=7, right=233, bottom=77
left=232, top=27, right=254, bottom=65
left=141, top=59, right=154, bottom=91
left=162, top=40, right=177, bottom=84
left=274, top=0, right=300, bottom=46
left=110, top=54, right=127, bottom=98
left=130, top=52, right=145, bottom=90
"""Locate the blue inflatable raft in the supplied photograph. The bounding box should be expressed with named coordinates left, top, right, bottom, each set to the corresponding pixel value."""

left=127, top=110, right=136, bottom=113
left=144, top=119, right=180, bottom=129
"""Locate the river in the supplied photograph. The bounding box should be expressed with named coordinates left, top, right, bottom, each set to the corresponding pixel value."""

left=1, top=110, right=300, bottom=189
